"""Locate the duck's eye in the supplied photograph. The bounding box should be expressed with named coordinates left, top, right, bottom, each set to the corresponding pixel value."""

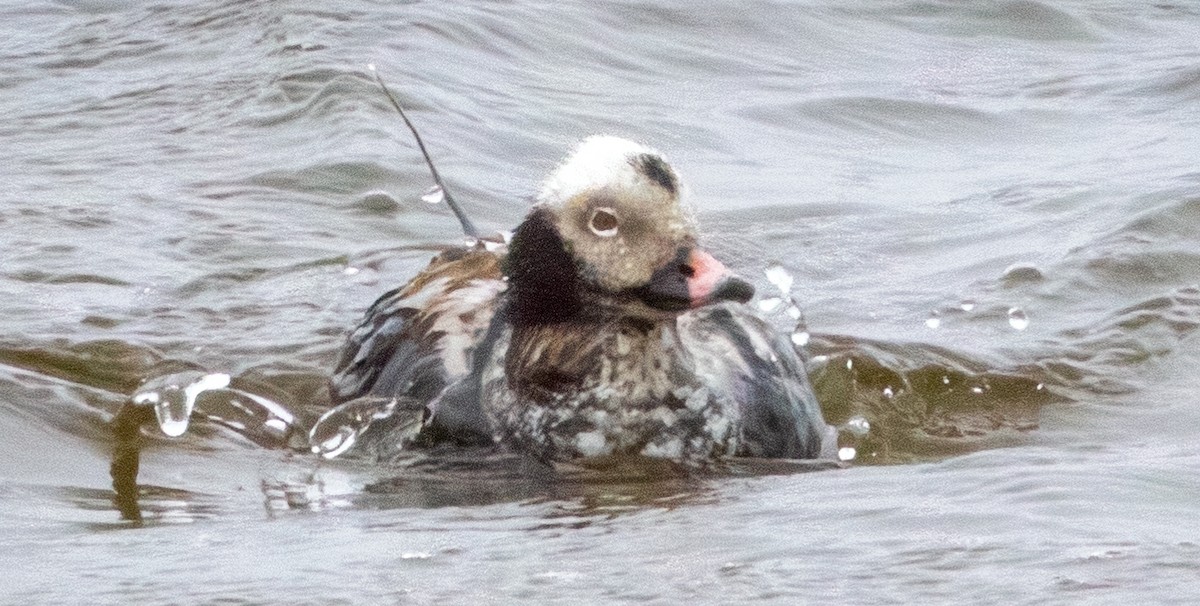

left=588, top=207, right=620, bottom=237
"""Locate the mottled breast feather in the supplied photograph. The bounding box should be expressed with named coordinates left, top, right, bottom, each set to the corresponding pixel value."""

left=475, top=303, right=826, bottom=464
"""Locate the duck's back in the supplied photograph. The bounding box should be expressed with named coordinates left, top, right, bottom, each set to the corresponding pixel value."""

left=329, top=247, right=504, bottom=407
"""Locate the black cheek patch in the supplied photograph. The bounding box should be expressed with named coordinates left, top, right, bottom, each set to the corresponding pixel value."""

left=505, top=207, right=582, bottom=326
left=632, top=153, right=678, bottom=195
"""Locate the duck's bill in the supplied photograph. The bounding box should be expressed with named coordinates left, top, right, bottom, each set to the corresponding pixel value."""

left=631, top=247, right=756, bottom=312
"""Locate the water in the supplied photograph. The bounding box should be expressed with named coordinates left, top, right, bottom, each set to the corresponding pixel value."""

left=308, top=395, right=399, bottom=459
left=3, top=0, right=1200, bottom=603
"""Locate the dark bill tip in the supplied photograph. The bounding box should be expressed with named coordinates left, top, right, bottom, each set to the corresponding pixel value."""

left=710, top=276, right=755, bottom=305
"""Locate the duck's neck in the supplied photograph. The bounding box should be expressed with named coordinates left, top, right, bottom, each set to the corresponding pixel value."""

left=504, top=314, right=680, bottom=404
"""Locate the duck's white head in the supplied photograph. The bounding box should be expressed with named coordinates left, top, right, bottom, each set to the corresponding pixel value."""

left=506, top=136, right=752, bottom=324
left=536, top=136, right=696, bottom=290
left=539, top=135, right=689, bottom=214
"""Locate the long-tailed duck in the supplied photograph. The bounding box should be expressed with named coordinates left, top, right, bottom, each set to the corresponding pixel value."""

left=330, top=136, right=832, bottom=464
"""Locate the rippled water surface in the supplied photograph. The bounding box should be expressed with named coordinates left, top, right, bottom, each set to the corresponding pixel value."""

left=3, top=1, right=1200, bottom=603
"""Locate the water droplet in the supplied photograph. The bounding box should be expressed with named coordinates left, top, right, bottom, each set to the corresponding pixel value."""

left=421, top=185, right=445, bottom=205
left=309, top=397, right=398, bottom=459
left=960, top=299, right=976, bottom=312
left=925, top=313, right=941, bottom=329
left=844, top=415, right=871, bottom=437
left=791, top=330, right=810, bottom=347
left=757, top=297, right=783, bottom=313
left=838, top=447, right=857, bottom=462
left=882, top=386, right=894, bottom=398
left=136, top=373, right=230, bottom=437
left=1002, top=263, right=1044, bottom=284
left=1008, top=307, right=1030, bottom=330
left=785, top=305, right=802, bottom=320
left=763, top=262, right=794, bottom=295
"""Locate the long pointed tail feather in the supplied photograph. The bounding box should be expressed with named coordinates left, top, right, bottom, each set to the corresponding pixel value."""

left=370, top=65, right=480, bottom=239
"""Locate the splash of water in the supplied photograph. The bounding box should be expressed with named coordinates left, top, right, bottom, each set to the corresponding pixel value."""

left=764, top=262, right=794, bottom=294
left=836, top=415, right=872, bottom=462
left=308, top=397, right=399, bottom=459
left=1008, top=307, right=1030, bottom=330
left=132, top=373, right=231, bottom=437
left=843, top=415, right=871, bottom=437
left=758, top=297, right=784, bottom=313
left=760, top=263, right=811, bottom=350
left=131, top=372, right=296, bottom=442
left=791, top=328, right=810, bottom=347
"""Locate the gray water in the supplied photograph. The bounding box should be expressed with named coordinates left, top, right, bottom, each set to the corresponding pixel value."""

left=3, top=1, right=1200, bottom=603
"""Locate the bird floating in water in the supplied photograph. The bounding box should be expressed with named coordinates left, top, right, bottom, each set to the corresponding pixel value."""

left=330, top=95, right=834, bottom=464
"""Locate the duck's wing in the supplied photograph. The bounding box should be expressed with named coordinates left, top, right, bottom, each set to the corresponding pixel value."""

left=329, top=247, right=505, bottom=406
left=413, top=302, right=513, bottom=448
left=683, top=305, right=831, bottom=459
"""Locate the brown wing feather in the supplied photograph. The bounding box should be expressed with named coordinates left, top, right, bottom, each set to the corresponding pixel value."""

left=329, top=247, right=504, bottom=406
